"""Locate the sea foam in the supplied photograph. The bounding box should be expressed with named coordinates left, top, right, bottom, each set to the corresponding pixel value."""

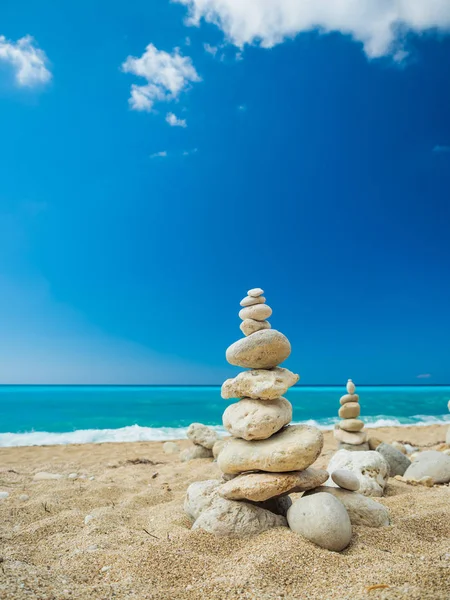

left=0, top=415, right=448, bottom=447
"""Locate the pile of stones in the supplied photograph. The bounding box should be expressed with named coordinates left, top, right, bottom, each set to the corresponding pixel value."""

left=334, top=379, right=369, bottom=451
left=184, top=288, right=390, bottom=551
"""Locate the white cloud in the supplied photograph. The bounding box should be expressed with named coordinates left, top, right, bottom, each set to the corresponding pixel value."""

left=121, top=43, right=201, bottom=111
left=166, top=112, right=187, bottom=127
left=150, top=151, right=168, bottom=158
left=417, top=373, right=432, bottom=379
left=204, top=42, right=218, bottom=56
left=182, top=148, right=198, bottom=155
left=0, top=35, right=51, bottom=86
left=175, top=0, right=450, bottom=60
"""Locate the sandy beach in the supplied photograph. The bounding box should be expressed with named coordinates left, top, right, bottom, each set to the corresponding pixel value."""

left=0, top=424, right=449, bottom=600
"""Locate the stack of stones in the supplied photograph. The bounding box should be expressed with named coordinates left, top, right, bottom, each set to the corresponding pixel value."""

left=184, top=288, right=328, bottom=538
left=334, top=379, right=369, bottom=451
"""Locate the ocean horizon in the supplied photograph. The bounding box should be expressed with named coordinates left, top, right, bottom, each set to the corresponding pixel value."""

left=1, top=384, right=449, bottom=447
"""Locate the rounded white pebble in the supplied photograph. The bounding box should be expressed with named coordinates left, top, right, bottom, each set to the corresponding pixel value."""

left=101, top=566, right=111, bottom=572
left=68, top=473, right=78, bottom=479
left=87, top=544, right=98, bottom=552
left=84, top=514, right=94, bottom=525
left=19, top=494, right=29, bottom=502
left=89, top=476, right=95, bottom=480
left=346, top=379, right=356, bottom=394
left=331, top=469, right=360, bottom=491
left=0, top=491, right=9, bottom=499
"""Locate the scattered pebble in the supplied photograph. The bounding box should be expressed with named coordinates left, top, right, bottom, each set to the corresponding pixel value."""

left=68, top=473, right=78, bottom=479
left=19, top=494, right=29, bottom=502
left=0, top=491, right=9, bottom=499
left=33, top=472, right=63, bottom=481
left=84, top=515, right=94, bottom=525
left=101, top=565, right=111, bottom=573
left=86, top=544, right=98, bottom=552
left=89, top=476, right=95, bottom=480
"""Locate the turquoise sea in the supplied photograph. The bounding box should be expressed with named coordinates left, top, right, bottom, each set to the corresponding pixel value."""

left=0, top=385, right=449, bottom=447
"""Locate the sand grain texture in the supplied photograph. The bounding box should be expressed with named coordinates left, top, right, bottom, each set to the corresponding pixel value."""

left=0, top=425, right=449, bottom=600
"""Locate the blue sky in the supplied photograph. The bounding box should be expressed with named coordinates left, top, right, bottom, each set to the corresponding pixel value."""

left=1, top=1, right=450, bottom=384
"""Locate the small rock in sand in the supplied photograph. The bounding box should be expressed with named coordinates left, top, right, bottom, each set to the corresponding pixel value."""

left=187, top=423, right=219, bottom=449
left=180, top=445, right=213, bottom=462
left=33, top=472, right=63, bottom=481
left=163, top=441, right=180, bottom=454
left=331, top=469, right=360, bottom=491
left=68, top=473, right=78, bottom=479
left=403, top=450, right=450, bottom=484
left=391, top=441, right=407, bottom=454
left=287, top=493, right=352, bottom=552
left=327, top=450, right=389, bottom=497
left=19, top=494, right=29, bottom=501
left=376, top=442, right=411, bottom=477
left=213, top=439, right=226, bottom=459
left=84, top=515, right=94, bottom=525
left=0, top=491, right=9, bottom=499
left=305, top=487, right=390, bottom=528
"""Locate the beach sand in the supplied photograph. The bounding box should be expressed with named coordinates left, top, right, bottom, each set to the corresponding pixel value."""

left=0, top=425, right=449, bottom=600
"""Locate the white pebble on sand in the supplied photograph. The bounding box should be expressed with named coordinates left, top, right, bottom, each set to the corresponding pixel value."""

left=84, top=515, right=94, bottom=525
left=0, top=491, right=9, bottom=499
left=68, top=473, right=78, bottom=479
left=331, top=469, right=360, bottom=491
left=19, top=494, right=29, bottom=501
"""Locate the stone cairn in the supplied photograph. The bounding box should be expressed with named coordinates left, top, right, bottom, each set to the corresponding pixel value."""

left=184, top=289, right=392, bottom=548
left=333, top=379, right=369, bottom=451
left=184, top=288, right=329, bottom=539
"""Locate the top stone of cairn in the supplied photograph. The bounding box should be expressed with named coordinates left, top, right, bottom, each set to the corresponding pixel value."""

left=247, top=287, right=264, bottom=297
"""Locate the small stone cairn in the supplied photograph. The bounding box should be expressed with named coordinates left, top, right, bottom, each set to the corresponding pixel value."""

left=333, top=379, right=369, bottom=451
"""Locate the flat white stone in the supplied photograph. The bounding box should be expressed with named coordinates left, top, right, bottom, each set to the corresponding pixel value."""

left=239, top=304, right=272, bottom=322
left=339, top=419, right=364, bottom=432
left=247, top=288, right=264, bottom=297
left=403, top=451, right=450, bottom=484
left=218, top=468, right=329, bottom=502
left=240, top=295, right=266, bottom=307
left=334, top=428, right=368, bottom=445
left=218, top=424, right=323, bottom=475
left=163, top=441, right=180, bottom=454
left=33, top=472, right=63, bottom=481
left=180, top=445, right=213, bottom=462
left=221, top=367, right=299, bottom=400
